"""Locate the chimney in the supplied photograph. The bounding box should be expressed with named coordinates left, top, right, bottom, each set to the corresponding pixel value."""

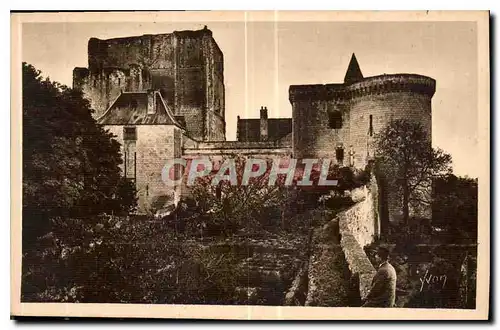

left=236, top=115, right=240, bottom=140
left=260, top=106, right=268, bottom=141
left=147, top=90, right=156, bottom=115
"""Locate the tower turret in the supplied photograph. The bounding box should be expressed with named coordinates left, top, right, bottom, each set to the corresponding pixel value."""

left=344, top=53, right=364, bottom=84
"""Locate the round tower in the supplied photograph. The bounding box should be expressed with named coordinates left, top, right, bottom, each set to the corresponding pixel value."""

left=289, top=54, right=436, bottom=170
left=348, top=74, right=436, bottom=169
left=289, top=55, right=437, bottom=227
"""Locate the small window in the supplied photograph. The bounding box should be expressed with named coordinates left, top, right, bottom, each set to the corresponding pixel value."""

left=124, top=127, right=137, bottom=141
left=336, top=147, right=345, bottom=164
left=147, top=92, right=156, bottom=115
left=328, top=111, right=342, bottom=129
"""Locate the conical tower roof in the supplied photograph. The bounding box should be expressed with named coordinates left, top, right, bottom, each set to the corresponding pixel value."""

left=344, top=53, right=364, bottom=84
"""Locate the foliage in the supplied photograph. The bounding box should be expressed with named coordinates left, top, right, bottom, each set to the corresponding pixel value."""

left=375, top=119, right=452, bottom=224
left=181, top=155, right=296, bottom=237
left=22, top=63, right=137, bottom=244
left=292, top=164, right=368, bottom=214
left=177, top=156, right=367, bottom=237
left=383, top=217, right=433, bottom=245
left=364, top=242, right=473, bottom=309
left=404, top=258, right=462, bottom=309
left=21, top=215, right=243, bottom=304
left=432, top=174, right=478, bottom=241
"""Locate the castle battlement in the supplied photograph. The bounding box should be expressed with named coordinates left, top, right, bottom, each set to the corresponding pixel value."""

left=289, top=73, right=435, bottom=102
left=86, top=26, right=215, bottom=70
left=73, top=27, right=225, bottom=142
left=347, top=74, right=436, bottom=98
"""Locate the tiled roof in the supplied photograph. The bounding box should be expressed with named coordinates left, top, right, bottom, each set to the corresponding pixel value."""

left=97, top=91, right=183, bottom=127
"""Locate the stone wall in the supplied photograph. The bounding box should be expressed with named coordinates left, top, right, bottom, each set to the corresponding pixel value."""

left=205, top=110, right=226, bottom=141
left=339, top=186, right=379, bottom=248
left=337, top=178, right=380, bottom=300
left=291, top=98, right=350, bottom=162
left=73, top=67, right=130, bottom=119
left=339, top=232, right=376, bottom=301
left=75, top=28, right=225, bottom=141
left=183, top=140, right=292, bottom=157
left=289, top=74, right=434, bottom=170
left=105, top=124, right=183, bottom=213
left=305, top=218, right=351, bottom=306
left=349, top=91, right=432, bottom=170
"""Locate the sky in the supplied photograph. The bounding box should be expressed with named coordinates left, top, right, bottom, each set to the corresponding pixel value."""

left=21, top=20, right=478, bottom=177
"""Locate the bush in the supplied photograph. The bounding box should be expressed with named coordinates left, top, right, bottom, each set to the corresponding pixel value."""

left=405, top=256, right=462, bottom=309
left=365, top=241, right=473, bottom=309
left=184, top=156, right=295, bottom=237
left=384, top=217, right=432, bottom=245
left=21, top=215, right=243, bottom=304
left=432, top=174, right=478, bottom=241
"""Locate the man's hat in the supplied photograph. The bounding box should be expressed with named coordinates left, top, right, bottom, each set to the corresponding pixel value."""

left=376, top=245, right=391, bottom=260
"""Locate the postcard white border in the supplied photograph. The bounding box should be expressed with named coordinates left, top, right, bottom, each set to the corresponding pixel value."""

left=10, top=10, right=490, bottom=320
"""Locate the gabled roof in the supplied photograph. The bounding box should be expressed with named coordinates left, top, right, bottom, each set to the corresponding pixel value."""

left=344, top=53, right=364, bottom=84
left=237, top=117, right=292, bottom=142
left=97, top=91, right=184, bottom=127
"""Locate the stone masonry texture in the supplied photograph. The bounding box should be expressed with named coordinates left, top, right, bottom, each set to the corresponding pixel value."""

left=337, top=182, right=379, bottom=301
left=105, top=125, right=183, bottom=212
left=74, top=26, right=436, bottom=221
left=71, top=30, right=442, bottom=302
left=289, top=70, right=435, bottom=223
left=74, top=27, right=225, bottom=142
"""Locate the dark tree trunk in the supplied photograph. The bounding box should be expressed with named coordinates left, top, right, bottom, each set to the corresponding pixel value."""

left=375, top=169, right=390, bottom=239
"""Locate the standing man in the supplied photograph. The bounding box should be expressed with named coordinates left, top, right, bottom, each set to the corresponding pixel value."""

left=362, top=246, right=397, bottom=307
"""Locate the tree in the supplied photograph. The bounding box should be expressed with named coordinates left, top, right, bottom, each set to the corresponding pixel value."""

left=184, top=155, right=291, bottom=236
left=21, top=215, right=244, bottom=304
left=375, top=119, right=452, bottom=225
left=432, top=174, right=478, bottom=241
left=181, top=155, right=364, bottom=236
left=22, top=63, right=136, bottom=242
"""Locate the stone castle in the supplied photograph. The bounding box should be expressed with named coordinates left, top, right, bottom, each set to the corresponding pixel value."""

left=73, top=27, right=435, bottom=222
